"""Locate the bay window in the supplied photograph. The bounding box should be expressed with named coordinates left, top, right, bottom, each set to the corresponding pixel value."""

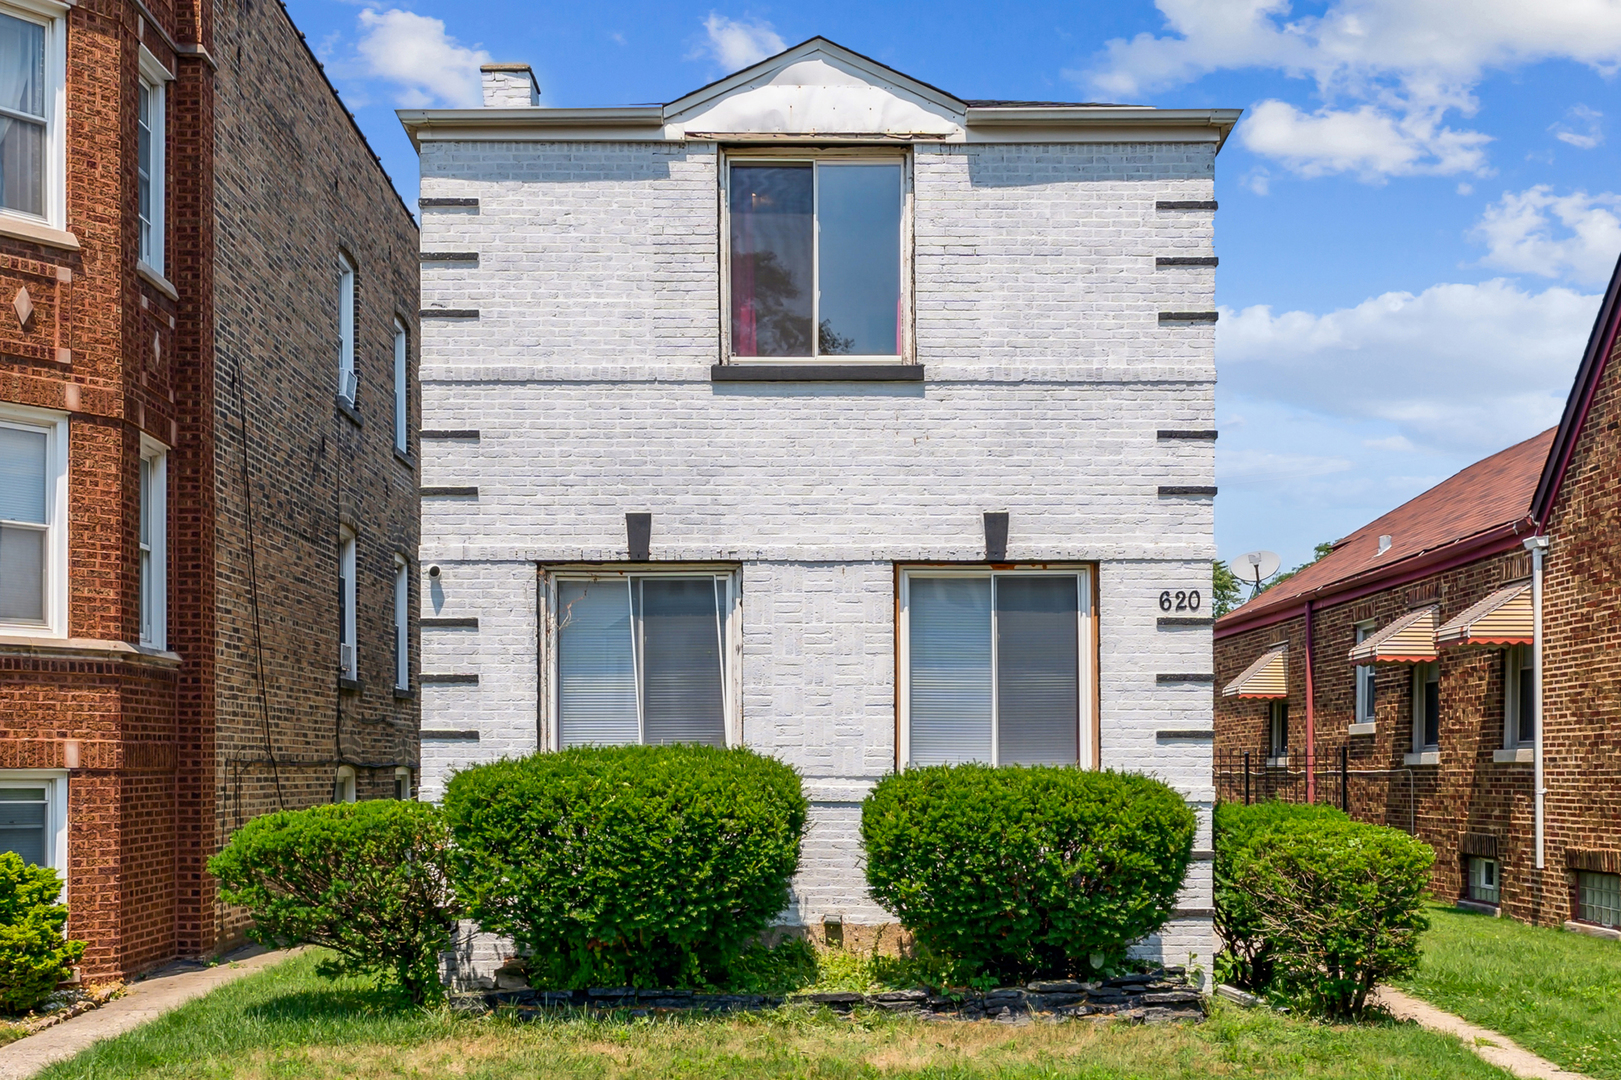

left=900, top=569, right=1094, bottom=768
left=0, top=3, right=63, bottom=227
left=551, top=572, right=736, bottom=748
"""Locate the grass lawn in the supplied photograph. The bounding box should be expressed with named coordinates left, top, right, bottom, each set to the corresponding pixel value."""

left=36, top=951, right=1516, bottom=1080
left=1398, top=904, right=1621, bottom=1080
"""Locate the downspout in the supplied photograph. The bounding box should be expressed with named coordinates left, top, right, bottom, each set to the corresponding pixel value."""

left=1304, top=599, right=1316, bottom=803
left=1525, top=534, right=1549, bottom=869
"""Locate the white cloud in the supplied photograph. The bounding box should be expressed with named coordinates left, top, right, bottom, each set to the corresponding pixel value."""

left=1080, top=0, right=1621, bottom=181
left=1551, top=104, right=1604, bottom=149
left=355, top=8, right=490, bottom=108
left=1219, top=448, right=1352, bottom=489
left=1219, top=278, right=1597, bottom=454
left=1473, top=186, right=1621, bottom=286
left=690, top=13, right=785, bottom=72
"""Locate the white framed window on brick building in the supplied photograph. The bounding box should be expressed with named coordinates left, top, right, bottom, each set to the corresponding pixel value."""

left=138, top=438, right=167, bottom=650
left=1267, top=700, right=1289, bottom=764
left=899, top=569, right=1096, bottom=769
left=1577, top=871, right=1620, bottom=929
left=0, top=770, right=67, bottom=874
left=1352, top=621, right=1377, bottom=733
left=337, top=252, right=356, bottom=404
left=392, top=319, right=408, bottom=454
left=334, top=765, right=356, bottom=804
left=1410, top=660, right=1440, bottom=759
left=723, top=152, right=909, bottom=362
left=338, top=528, right=357, bottom=681
left=0, top=0, right=68, bottom=233
left=394, top=767, right=411, bottom=801
left=1504, top=644, right=1535, bottom=748
left=1467, top=856, right=1500, bottom=906
left=135, top=48, right=169, bottom=277
left=0, top=405, right=67, bottom=637
left=393, top=554, right=408, bottom=691
left=547, top=570, right=740, bottom=749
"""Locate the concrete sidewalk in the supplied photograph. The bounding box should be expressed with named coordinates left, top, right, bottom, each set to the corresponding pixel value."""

left=1374, top=987, right=1594, bottom=1080
left=0, top=948, right=296, bottom=1080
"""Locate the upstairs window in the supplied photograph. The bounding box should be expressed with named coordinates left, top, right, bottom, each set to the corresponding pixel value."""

left=727, top=157, right=905, bottom=361
left=138, top=444, right=167, bottom=649
left=393, top=555, right=408, bottom=690
left=393, top=319, right=408, bottom=454
left=136, top=66, right=166, bottom=273
left=338, top=253, right=356, bottom=404
left=338, top=529, right=357, bottom=680
left=0, top=6, right=60, bottom=224
left=1505, top=645, right=1535, bottom=748
left=0, top=409, right=66, bottom=635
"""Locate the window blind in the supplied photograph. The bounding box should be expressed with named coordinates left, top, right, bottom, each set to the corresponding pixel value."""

left=638, top=578, right=725, bottom=747
left=0, top=787, right=47, bottom=868
left=995, top=576, right=1080, bottom=765
left=908, top=577, right=993, bottom=765
left=557, top=580, right=639, bottom=746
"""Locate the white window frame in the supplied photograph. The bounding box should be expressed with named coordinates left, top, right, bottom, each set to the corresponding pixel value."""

left=393, top=554, right=409, bottom=690
left=719, top=148, right=913, bottom=365
left=542, top=567, right=742, bottom=751
left=138, top=437, right=167, bottom=650
left=337, top=252, right=356, bottom=403
left=338, top=528, right=357, bottom=679
left=0, top=0, right=68, bottom=231
left=1504, top=644, right=1535, bottom=749
left=0, top=770, right=68, bottom=885
left=135, top=48, right=170, bottom=277
left=1412, top=660, right=1441, bottom=753
left=0, top=404, right=68, bottom=638
left=1467, top=856, right=1500, bottom=906
left=1353, top=621, right=1377, bottom=731
left=898, top=567, right=1097, bottom=770
left=1268, top=699, right=1289, bottom=762
left=394, top=766, right=411, bottom=800
left=392, top=319, right=408, bottom=454
left=334, top=765, right=356, bottom=803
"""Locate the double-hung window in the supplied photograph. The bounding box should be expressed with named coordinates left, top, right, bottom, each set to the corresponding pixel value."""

left=726, top=155, right=906, bottom=361
left=1505, top=644, right=1535, bottom=747
left=392, top=319, right=408, bottom=454
left=0, top=2, right=64, bottom=228
left=0, top=407, right=66, bottom=635
left=138, top=442, right=167, bottom=649
left=551, top=572, right=736, bottom=748
left=393, top=555, right=409, bottom=691
left=900, top=570, right=1094, bottom=768
left=1412, top=661, right=1440, bottom=752
left=337, top=253, right=356, bottom=404
left=1268, top=700, right=1289, bottom=761
left=338, top=529, right=357, bottom=680
left=1353, top=623, right=1376, bottom=728
left=0, top=772, right=66, bottom=872
left=135, top=50, right=167, bottom=274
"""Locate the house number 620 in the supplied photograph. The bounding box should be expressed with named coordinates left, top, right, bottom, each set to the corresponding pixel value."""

left=1159, top=590, right=1202, bottom=612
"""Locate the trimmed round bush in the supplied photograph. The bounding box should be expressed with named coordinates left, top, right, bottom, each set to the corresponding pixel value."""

left=1215, top=800, right=1433, bottom=1018
left=442, top=744, right=807, bottom=990
left=861, top=765, right=1196, bottom=982
left=0, top=854, right=84, bottom=1014
left=208, top=799, right=455, bottom=1003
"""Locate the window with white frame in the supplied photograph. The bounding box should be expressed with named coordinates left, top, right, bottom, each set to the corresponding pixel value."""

left=0, top=408, right=66, bottom=635
left=393, top=555, right=408, bottom=690
left=552, top=572, right=736, bottom=748
left=726, top=155, right=906, bottom=361
left=1504, top=645, right=1535, bottom=748
left=0, top=2, right=65, bottom=227
left=1268, top=700, right=1289, bottom=759
left=337, top=253, right=356, bottom=403
left=135, top=57, right=166, bottom=273
left=392, top=319, right=407, bottom=454
left=1578, top=871, right=1620, bottom=928
left=138, top=443, right=167, bottom=649
left=0, top=771, right=67, bottom=872
left=900, top=570, right=1093, bottom=768
left=334, top=766, right=356, bottom=804
left=1467, top=856, right=1500, bottom=905
left=338, top=529, right=356, bottom=680
left=393, top=767, right=410, bottom=801
left=1412, top=661, right=1440, bottom=752
left=1354, top=622, right=1376, bottom=726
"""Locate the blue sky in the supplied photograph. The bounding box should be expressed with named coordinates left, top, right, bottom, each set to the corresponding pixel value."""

left=291, top=0, right=1621, bottom=572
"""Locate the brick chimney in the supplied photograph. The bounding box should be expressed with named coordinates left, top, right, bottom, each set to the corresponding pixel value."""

left=481, top=64, right=539, bottom=107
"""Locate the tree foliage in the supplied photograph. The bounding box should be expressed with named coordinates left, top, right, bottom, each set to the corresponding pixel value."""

left=0, top=854, right=85, bottom=1014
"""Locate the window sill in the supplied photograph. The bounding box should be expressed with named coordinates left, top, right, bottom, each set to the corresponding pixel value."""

left=394, top=447, right=415, bottom=470
left=711, top=363, right=924, bottom=382
left=1457, top=899, right=1500, bottom=917
left=1265, top=755, right=1289, bottom=768
left=0, top=633, right=181, bottom=667
left=393, top=686, right=416, bottom=700
left=136, top=260, right=178, bottom=300
left=0, top=213, right=79, bottom=251
left=336, top=396, right=362, bottom=427
left=339, top=676, right=362, bottom=693
left=1347, top=722, right=1376, bottom=736
left=1493, top=747, right=1534, bottom=764
left=1565, top=920, right=1621, bottom=942
left=1404, top=751, right=1440, bottom=766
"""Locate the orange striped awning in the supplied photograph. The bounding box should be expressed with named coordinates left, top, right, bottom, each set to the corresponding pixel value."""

left=1349, top=606, right=1439, bottom=664
left=1437, top=582, right=1533, bottom=648
left=1222, top=645, right=1287, bottom=699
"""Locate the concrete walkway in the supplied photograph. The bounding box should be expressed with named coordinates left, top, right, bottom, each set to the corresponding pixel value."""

left=1374, top=987, right=1595, bottom=1080
left=0, top=948, right=296, bottom=1080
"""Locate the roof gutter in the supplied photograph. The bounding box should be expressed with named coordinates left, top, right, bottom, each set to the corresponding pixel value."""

left=397, top=106, right=667, bottom=148
left=964, top=106, right=1242, bottom=150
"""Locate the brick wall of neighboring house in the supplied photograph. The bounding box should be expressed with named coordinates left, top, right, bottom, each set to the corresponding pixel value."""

left=1540, top=327, right=1621, bottom=926
left=208, top=0, right=420, bottom=951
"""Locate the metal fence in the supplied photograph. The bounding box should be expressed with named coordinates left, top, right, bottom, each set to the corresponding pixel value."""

left=1213, top=747, right=1421, bottom=835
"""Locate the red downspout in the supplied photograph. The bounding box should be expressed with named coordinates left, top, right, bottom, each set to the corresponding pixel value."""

left=1304, top=599, right=1316, bottom=803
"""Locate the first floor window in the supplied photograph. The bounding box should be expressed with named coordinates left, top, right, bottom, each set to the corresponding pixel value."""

left=901, top=570, right=1091, bottom=767
left=1505, top=645, right=1535, bottom=747
left=0, top=772, right=65, bottom=871
left=0, top=411, right=64, bottom=632
left=0, top=8, right=51, bottom=220
left=1467, top=856, right=1500, bottom=905
left=138, top=445, right=167, bottom=649
left=1578, top=871, right=1621, bottom=928
left=394, top=767, right=411, bottom=801
left=1354, top=623, right=1376, bottom=724
left=338, top=529, right=357, bottom=679
left=334, top=766, right=356, bottom=804
left=1269, top=700, right=1288, bottom=759
left=554, top=572, right=735, bottom=748
left=393, top=555, right=409, bottom=690
left=1413, top=661, right=1440, bottom=751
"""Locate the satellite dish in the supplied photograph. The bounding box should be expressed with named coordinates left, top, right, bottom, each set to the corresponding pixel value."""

left=1238, top=550, right=1281, bottom=588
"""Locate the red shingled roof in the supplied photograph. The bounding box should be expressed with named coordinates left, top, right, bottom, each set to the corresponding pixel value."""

left=1218, top=428, right=1554, bottom=632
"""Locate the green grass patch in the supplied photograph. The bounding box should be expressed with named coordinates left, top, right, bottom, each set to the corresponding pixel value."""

left=35, top=949, right=1519, bottom=1080
left=1398, top=904, right=1621, bottom=1079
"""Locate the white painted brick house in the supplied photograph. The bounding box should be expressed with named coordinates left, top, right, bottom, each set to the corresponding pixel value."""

left=399, top=39, right=1237, bottom=977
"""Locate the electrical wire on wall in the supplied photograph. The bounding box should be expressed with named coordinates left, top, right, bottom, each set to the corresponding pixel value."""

left=233, top=365, right=286, bottom=813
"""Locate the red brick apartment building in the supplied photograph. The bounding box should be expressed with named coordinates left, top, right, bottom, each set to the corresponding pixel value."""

left=0, top=0, right=419, bottom=977
left=1215, top=253, right=1621, bottom=936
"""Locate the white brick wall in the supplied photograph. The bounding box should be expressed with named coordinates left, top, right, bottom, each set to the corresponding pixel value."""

left=417, top=137, right=1217, bottom=974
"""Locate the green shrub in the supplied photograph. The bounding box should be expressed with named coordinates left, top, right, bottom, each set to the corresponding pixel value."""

left=0, top=854, right=84, bottom=1014
left=1215, top=802, right=1433, bottom=1019
left=1214, top=801, right=1348, bottom=991
left=208, top=799, right=455, bottom=1004
left=861, top=765, right=1196, bottom=983
left=442, top=744, right=807, bottom=990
